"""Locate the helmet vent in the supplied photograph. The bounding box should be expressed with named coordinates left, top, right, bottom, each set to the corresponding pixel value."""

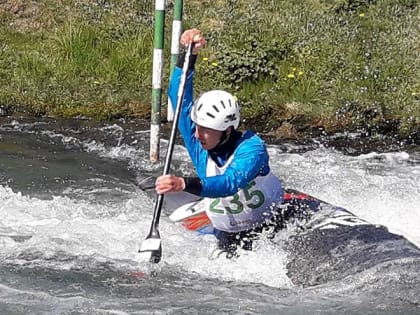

left=220, top=101, right=226, bottom=109
left=197, top=103, right=203, bottom=112
left=228, top=99, right=232, bottom=107
left=212, top=105, right=219, bottom=112
left=206, top=112, right=215, bottom=119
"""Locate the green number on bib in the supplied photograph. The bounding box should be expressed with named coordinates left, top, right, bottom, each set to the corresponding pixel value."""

left=209, top=198, right=224, bottom=214
left=209, top=181, right=265, bottom=214
left=243, top=181, right=265, bottom=209
left=225, top=193, right=244, bottom=214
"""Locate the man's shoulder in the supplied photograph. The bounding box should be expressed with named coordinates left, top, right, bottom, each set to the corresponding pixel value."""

left=240, top=130, right=265, bottom=144
left=236, top=130, right=266, bottom=152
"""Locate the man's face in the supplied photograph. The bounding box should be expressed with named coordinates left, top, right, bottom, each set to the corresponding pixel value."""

left=194, top=125, right=223, bottom=150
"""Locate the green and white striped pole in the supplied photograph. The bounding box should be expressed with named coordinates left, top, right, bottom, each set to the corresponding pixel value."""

left=150, top=0, right=166, bottom=162
left=167, top=0, right=183, bottom=122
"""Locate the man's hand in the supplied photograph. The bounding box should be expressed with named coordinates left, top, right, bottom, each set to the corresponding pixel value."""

left=180, top=28, right=206, bottom=54
left=155, top=175, right=186, bottom=194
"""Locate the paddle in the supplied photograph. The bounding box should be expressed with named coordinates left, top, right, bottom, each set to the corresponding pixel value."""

left=139, top=42, right=194, bottom=263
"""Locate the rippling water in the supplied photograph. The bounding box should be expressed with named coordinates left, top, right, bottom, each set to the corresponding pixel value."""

left=0, top=117, right=419, bottom=314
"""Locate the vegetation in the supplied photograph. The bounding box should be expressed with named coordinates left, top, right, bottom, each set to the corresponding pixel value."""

left=0, top=0, right=418, bottom=138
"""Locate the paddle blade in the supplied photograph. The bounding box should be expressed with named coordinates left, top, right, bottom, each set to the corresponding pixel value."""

left=139, top=236, right=162, bottom=264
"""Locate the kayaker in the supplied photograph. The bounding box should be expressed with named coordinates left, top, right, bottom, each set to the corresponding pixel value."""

left=155, top=28, right=284, bottom=257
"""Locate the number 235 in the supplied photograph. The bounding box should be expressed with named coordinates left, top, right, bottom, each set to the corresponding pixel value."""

left=209, top=181, right=265, bottom=214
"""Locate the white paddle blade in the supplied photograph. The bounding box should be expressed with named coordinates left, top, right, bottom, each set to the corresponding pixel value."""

left=139, top=238, right=162, bottom=263
left=139, top=238, right=161, bottom=253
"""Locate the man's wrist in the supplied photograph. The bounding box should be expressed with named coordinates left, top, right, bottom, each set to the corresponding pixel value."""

left=176, top=51, right=198, bottom=69
left=183, top=177, right=202, bottom=196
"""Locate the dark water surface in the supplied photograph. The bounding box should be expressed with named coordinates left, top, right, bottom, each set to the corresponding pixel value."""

left=0, top=116, right=419, bottom=314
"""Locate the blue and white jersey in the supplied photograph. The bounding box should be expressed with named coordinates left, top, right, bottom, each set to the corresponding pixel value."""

left=168, top=66, right=284, bottom=231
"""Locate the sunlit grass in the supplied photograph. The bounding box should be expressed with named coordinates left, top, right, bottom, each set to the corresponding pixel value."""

left=0, top=0, right=418, bottom=136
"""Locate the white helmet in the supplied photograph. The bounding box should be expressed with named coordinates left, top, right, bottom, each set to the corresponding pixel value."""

left=191, top=90, right=240, bottom=131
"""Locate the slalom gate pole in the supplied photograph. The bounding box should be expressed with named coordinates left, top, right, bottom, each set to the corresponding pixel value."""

left=150, top=0, right=166, bottom=163
left=167, top=0, right=183, bottom=122
left=140, top=43, right=194, bottom=263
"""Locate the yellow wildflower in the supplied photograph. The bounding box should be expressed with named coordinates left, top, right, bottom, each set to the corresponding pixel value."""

left=359, top=13, right=365, bottom=17
left=211, top=62, right=218, bottom=67
left=202, top=57, right=209, bottom=61
left=287, top=74, right=295, bottom=78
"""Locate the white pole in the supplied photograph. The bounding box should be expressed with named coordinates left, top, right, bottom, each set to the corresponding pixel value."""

left=150, top=0, right=166, bottom=162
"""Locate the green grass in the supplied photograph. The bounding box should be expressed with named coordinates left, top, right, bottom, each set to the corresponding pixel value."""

left=0, top=0, right=418, bottom=137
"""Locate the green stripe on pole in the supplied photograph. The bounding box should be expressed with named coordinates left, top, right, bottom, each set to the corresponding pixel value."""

left=150, top=0, right=166, bottom=162
left=167, top=0, right=183, bottom=121
left=154, top=10, right=165, bottom=49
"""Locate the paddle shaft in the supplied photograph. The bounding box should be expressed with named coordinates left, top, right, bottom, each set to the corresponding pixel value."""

left=146, top=43, right=194, bottom=238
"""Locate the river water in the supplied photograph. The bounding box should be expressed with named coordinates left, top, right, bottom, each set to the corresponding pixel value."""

left=0, top=117, right=419, bottom=314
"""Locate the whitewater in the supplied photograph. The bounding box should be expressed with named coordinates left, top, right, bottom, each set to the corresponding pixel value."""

left=0, top=117, right=419, bottom=314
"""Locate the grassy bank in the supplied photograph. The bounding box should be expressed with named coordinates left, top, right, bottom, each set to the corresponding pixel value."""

left=0, top=0, right=418, bottom=138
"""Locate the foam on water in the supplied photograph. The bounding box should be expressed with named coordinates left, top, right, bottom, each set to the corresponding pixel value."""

left=0, top=181, right=295, bottom=288
left=1, top=121, right=419, bottom=293
left=160, top=226, right=294, bottom=288
left=269, top=145, right=420, bottom=248
left=0, top=185, right=150, bottom=266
